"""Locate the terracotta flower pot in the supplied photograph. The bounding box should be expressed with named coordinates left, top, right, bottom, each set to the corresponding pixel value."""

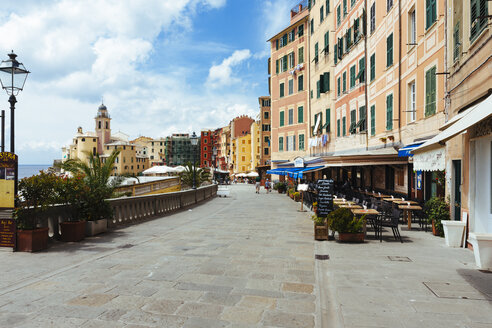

left=338, top=232, right=364, bottom=243
left=60, top=221, right=86, bottom=242
left=17, top=228, right=49, bottom=252
left=432, top=220, right=437, bottom=236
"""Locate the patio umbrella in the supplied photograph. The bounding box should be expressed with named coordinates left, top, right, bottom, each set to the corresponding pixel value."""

left=246, top=172, right=259, bottom=177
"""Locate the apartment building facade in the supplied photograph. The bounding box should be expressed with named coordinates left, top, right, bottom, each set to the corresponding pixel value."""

left=269, top=2, right=310, bottom=169
left=258, top=96, right=272, bottom=167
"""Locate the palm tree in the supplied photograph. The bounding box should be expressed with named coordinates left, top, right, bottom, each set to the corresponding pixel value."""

left=179, top=161, right=211, bottom=188
left=58, top=149, right=121, bottom=220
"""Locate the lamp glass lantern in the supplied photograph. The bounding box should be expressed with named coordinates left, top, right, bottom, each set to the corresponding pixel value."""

left=190, top=132, right=199, bottom=146
left=0, top=52, right=30, bottom=97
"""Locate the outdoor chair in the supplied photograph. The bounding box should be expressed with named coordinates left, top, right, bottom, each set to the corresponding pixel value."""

left=377, top=209, right=403, bottom=243
left=413, top=210, right=428, bottom=232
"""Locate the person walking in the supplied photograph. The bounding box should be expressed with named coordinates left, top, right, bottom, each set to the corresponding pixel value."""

left=255, top=175, right=261, bottom=193
left=265, top=179, right=271, bottom=193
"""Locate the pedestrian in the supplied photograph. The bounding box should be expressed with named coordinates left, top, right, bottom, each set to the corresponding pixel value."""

left=255, top=175, right=261, bottom=193
left=265, top=179, right=271, bottom=193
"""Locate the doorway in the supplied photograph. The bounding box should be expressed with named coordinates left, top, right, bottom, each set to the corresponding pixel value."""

left=453, top=160, right=461, bottom=221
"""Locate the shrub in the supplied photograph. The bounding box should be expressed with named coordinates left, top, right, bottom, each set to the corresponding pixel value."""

left=311, top=214, right=325, bottom=226
left=327, top=208, right=365, bottom=233
left=424, top=197, right=449, bottom=237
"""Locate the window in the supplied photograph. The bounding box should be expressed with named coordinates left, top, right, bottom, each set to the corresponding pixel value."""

left=387, top=0, right=393, bottom=12
left=241, top=156, right=245, bottom=161
left=288, top=28, right=296, bottom=42
left=317, top=80, right=320, bottom=98
left=320, top=6, right=324, bottom=22
left=350, top=109, right=357, bottom=133
left=299, top=47, right=304, bottom=63
left=343, top=0, right=347, bottom=16
left=311, top=18, right=314, bottom=34
left=453, top=22, right=461, bottom=62
left=334, top=44, right=338, bottom=64
left=370, top=53, right=375, bottom=81
left=288, top=108, right=294, bottom=125
left=264, top=111, right=269, bottom=119
left=282, top=54, right=287, bottom=71
left=337, top=76, right=341, bottom=96
left=298, top=106, right=304, bottom=123
left=325, top=108, right=331, bottom=132
left=280, top=111, right=285, bottom=127
left=264, top=148, right=269, bottom=155
left=367, top=4, right=374, bottom=34
left=288, top=52, right=295, bottom=68
left=350, top=65, right=356, bottom=88
left=358, top=57, right=365, bottom=83
left=299, top=134, right=305, bottom=150
left=314, top=43, right=319, bottom=63
left=311, top=90, right=313, bottom=99
left=470, top=0, right=488, bottom=41
left=324, top=32, right=329, bottom=54
left=320, top=72, right=329, bottom=92
left=386, top=94, right=393, bottom=130
left=359, top=106, right=366, bottom=131
left=298, top=75, right=304, bottom=91
left=326, top=0, right=330, bottom=15
left=409, top=9, right=416, bottom=45
left=337, top=5, right=341, bottom=26
left=425, top=0, right=436, bottom=30
left=409, top=81, right=416, bottom=122
left=342, top=71, right=347, bottom=93
left=342, top=116, right=346, bottom=136
left=425, top=66, right=436, bottom=116
left=337, top=119, right=341, bottom=137
left=286, top=135, right=295, bottom=151
left=280, top=83, right=284, bottom=98
left=298, top=24, right=304, bottom=37
left=264, top=136, right=269, bottom=143
left=386, top=33, right=393, bottom=67
left=370, top=105, right=375, bottom=136
left=351, top=0, right=356, bottom=7
left=289, top=79, right=294, bottom=95
left=98, top=121, right=101, bottom=129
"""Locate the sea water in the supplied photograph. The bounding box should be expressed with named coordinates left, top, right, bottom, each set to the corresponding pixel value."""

left=17, top=165, right=52, bottom=179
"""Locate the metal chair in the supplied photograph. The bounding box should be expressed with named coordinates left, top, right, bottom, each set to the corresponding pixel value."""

left=377, top=210, right=403, bottom=243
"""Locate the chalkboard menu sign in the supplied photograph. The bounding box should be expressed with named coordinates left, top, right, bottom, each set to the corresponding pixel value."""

left=317, top=179, right=334, bottom=217
left=0, top=219, right=16, bottom=248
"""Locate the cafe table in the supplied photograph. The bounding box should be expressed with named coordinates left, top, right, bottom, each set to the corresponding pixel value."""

left=338, top=204, right=362, bottom=209
left=398, top=205, right=423, bottom=229
left=351, top=208, right=380, bottom=236
left=373, top=193, right=391, bottom=199
left=333, top=200, right=355, bottom=205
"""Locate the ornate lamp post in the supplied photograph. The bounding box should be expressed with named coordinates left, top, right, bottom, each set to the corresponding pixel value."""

left=0, top=51, right=29, bottom=201
left=190, top=131, right=199, bottom=189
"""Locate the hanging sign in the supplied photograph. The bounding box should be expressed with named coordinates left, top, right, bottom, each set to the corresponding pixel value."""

left=294, top=157, right=304, bottom=168
left=416, top=170, right=423, bottom=191
left=0, top=152, right=17, bottom=209
left=317, top=179, right=334, bottom=216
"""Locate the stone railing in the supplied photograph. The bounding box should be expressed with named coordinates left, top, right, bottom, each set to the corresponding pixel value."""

left=114, top=177, right=181, bottom=196
left=42, top=184, right=217, bottom=240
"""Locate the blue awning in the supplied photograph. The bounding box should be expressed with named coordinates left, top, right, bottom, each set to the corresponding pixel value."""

left=266, top=168, right=286, bottom=175
left=294, top=166, right=325, bottom=179
left=398, top=143, right=424, bottom=157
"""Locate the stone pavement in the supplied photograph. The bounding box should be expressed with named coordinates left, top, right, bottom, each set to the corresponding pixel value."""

left=0, top=184, right=491, bottom=328
left=0, top=184, right=317, bottom=327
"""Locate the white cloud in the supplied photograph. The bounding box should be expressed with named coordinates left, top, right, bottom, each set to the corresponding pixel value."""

left=207, top=49, right=252, bottom=88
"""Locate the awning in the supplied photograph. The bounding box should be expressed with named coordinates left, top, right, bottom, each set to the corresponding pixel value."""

left=413, top=146, right=446, bottom=171
left=293, top=165, right=325, bottom=179
left=398, top=142, right=424, bottom=157
left=413, top=94, right=492, bottom=154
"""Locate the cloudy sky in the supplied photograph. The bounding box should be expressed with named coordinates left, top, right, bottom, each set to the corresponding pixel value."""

left=0, top=0, right=298, bottom=164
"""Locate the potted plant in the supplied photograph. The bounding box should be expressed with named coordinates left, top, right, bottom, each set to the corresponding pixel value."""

left=58, top=150, right=121, bottom=239
left=274, top=182, right=286, bottom=193
left=327, top=208, right=366, bottom=242
left=312, top=201, right=318, bottom=213
left=293, top=192, right=300, bottom=202
left=424, top=197, right=449, bottom=237
left=311, top=215, right=328, bottom=240
left=14, top=172, right=57, bottom=252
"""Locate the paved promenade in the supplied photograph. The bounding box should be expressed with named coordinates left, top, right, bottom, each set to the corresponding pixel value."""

left=0, top=184, right=491, bottom=327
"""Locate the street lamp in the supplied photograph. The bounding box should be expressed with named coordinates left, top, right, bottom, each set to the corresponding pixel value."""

left=0, top=51, right=29, bottom=204
left=0, top=51, right=30, bottom=154
left=190, top=131, right=199, bottom=189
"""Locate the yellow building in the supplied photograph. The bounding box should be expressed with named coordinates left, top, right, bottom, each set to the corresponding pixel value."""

left=234, top=134, right=252, bottom=173
left=250, top=121, right=261, bottom=171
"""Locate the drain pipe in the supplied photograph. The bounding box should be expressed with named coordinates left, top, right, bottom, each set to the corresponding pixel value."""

left=444, top=0, right=449, bottom=121
left=397, top=0, right=402, bottom=144
left=364, top=0, right=369, bottom=151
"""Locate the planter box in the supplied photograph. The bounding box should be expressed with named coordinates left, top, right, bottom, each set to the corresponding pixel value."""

left=314, top=223, right=328, bottom=240
left=338, top=232, right=364, bottom=243
left=17, top=228, right=49, bottom=252
left=85, top=219, right=108, bottom=237
left=442, top=220, right=466, bottom=247
left=60, top=221, right=86, bottom=242
left=468, top=233, right=492, bottom=271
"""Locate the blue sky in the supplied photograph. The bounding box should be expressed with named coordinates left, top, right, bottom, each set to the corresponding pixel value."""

left=0, top=0, right=298, bottom=164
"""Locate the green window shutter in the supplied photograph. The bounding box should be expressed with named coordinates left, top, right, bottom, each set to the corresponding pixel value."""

left=314, top=43, right=319, bottom=62
left=326, top=108, right=331, bottom=132
left=319, top=74, right=325, bottom=93
left=280, top=111, right=284, bottom=126
left=324, top=32, right=329, bottom=53
left=342, top=117, right=346, bottom=136
left=453, top=22, right=460, bottom=62
left=386, top=94, right=393, bottom=130
left=387, top=33, right=393, bottom=67
left=283, top=34, right=287, bottom=46
left=337, top=77, right=341, bottom=96
left=317, top=80, right=320, bottom=98
left=276, top=39, right=279, bottom=50
left=299, top=134, right=304, bottom=150
left=279, top=137, right=283, bottom=151
left=299, top=47, right=304, bottom=63
left=370, top=105, right=375, bottom=135
left=337, top=119, right=340, bottom=137
left=359, top=105, right=366, bottom=131
left=293, top=135, right=296, bottom=151
left=280, top=83, right=284, bottom=98
left=320, top=6, right=324, bottom=22
left=298, top=106, right=304, bottom=123
left=311, top=18, right=314, bottom=34
left=370, top=54, right=375, bottom=81
left=324, top=72, right=330, bottom=91
left=276, top=59, right=279, bottom=74
left=326, top=0, right=330, bottom=15
left=342, top=72, right=346, bottom=93
left=343, top=0, right=347, bottom=16
left=426, top=67, right=437, bottom=116
left=334, top=44, right=338, bottom=64
left=350, top=109, right=356, bottom=134
left=359, top=57, right=365, bottom=83
left=425, top=69, right=430, bottom=115
left=337, top=6, right=341, bottom=26
left=298, top=75, right=304, bottom=91
left=283, top=55, right=287, bottom=71
left=347, top=27, right=352, bottom=48
left=350, top=65, right=355, bottom=88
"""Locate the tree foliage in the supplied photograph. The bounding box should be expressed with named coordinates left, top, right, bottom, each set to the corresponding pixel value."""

left=179, top=161, right=210, bottom=188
